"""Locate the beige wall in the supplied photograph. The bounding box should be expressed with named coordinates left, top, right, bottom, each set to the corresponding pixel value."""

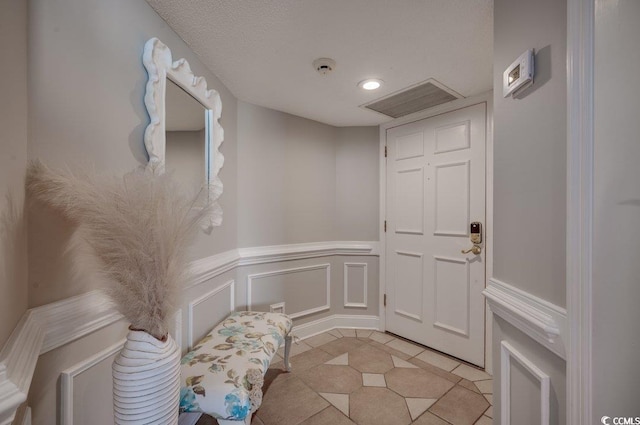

left=335, top=127, right=380, bottom=241
left=237, top=101, right=379, bottom=247
left=27, top=0, right=238, bottom=308
left=593, top=0, right=640, bottom=416
left=492, top=0, right=567, bottom=422
left=493, top=0, right=567, bottom=307
left=0, top=0, right=29, bottom=348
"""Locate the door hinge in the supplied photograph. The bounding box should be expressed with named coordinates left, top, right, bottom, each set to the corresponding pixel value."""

left=384, top=220, right=387, bottom=232
left=383, top=293, right=387, bottom=307
left=384, top=146, right=387, bottom=158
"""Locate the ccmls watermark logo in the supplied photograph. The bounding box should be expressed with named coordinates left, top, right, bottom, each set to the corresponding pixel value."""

left=601, top=417, right=640, bottom=425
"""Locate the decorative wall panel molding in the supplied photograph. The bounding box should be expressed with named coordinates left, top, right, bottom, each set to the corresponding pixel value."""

left=293, top=314, right=380, bottom=340
left=247, top=264, right=331, bottom=319
left=344, top=263, right=368, bottom=308
left=187, top=280, right=235, bottom=349
left=500, top=341, right=550, bottom=425
left=483, top=278, right=567, bottom=359
left=60, top=340, right=125, bottom=425
left=188, top=241, right=378, bottom=289
left=0, top=241, right=379, bottom=423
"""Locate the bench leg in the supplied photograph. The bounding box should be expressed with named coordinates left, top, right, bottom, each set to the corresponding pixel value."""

left=284, top=334, right=292, bottom=372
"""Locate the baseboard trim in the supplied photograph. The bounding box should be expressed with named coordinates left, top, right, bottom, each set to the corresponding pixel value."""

left=292, top=314, right=380, bottom=340
left=483, top=278, right=567, bottom=359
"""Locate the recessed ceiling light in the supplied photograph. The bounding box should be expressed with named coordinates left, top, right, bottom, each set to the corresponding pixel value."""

left=358, top=79, right=383, bottom=90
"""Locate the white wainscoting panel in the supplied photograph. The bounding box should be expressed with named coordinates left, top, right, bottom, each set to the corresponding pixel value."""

left=292, top=315, right=380, bottom=340
left=188, top=280, right=235, bottom=349
left=344, top=263, right=368, bottom=308
left=500, top=341, right=550, bottom=425
left=247, top=264, right=330, bottom=319
left=188, top=241, right=378, bottom=289
left=483, top=278, right=567, bottom=359
left=60, top=340, right=125, bottom=425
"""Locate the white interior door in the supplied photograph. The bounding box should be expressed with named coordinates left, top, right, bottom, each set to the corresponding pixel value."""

left=385, top=103, right=486, bottom=367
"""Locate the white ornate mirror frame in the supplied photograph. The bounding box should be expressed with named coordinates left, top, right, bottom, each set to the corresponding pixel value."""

left=142, top=37, right=224, bottom=232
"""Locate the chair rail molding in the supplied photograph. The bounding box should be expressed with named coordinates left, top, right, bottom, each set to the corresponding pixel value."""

left=0, top=312, right=45, bottom=425
left=483, top=278, right=567, bottom=359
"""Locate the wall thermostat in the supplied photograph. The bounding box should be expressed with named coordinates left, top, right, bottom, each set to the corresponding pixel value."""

left=503, top=49, right=534, bottom=97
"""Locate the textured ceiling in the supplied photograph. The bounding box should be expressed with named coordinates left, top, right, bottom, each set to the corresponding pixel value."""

left=146, top=0, right=493, bottom=127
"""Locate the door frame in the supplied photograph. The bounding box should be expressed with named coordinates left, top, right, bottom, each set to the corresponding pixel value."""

left=378, top=91, right=494, bottom=373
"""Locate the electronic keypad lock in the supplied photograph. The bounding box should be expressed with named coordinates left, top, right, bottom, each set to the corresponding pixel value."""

left=462, top=222, right=483, bottom=255
left=470, top=222, right=482, bottom=244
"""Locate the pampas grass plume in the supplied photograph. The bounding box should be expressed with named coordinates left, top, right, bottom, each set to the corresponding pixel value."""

left=27, top=160, right=209, bottom=340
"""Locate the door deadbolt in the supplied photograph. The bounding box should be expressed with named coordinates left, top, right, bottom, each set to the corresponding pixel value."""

left=461, top=222, right=483, bottom=255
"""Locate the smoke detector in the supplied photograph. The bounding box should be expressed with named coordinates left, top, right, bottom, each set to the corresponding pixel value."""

left=313, top=58, right=336, bottom=75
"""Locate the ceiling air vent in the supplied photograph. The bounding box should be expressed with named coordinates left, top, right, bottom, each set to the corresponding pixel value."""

left=362, top=79, right=462, bottom=118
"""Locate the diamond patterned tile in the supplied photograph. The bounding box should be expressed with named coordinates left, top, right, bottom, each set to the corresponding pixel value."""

left=356, top=329, right=373, bottom=339
left=408, top=357, right=462, bottom=384
left=429, top=386, right=490, bottom=425
left=459, top=379, right=481, bottom=394
left=277, top=340, right=313, bottom=358
left=474, top=416, right=492, bottom=425
left=368, top=341, right=412, bottom=360
left=350, top=387, right=412, bottom=425
left=337, top=328, right=357, bottom=337
left=349, top=344, right=395, bottom=373
left=411, top=412, right=450, bottom=425
left=386, top=367, right=455, bottom=399
left=406, top=398, right=437, bottom=420
left=299, top=406, right=356, bottom=425
left=319, top=392, right=350, bottom=416
left=299, top=364, right=362, bottom=394
left=319, top=337, right=368, bottom=357
left=327, top=329, right=344, bottom=339
left=256, top=374, right=329, bottom=425
left=368, top=331, right=396, bottom=344
left=326, top=353, right=349, bottom=366
left=392, top=355, right=418, bottom=369
left=362, top=373, right=386, bottom=387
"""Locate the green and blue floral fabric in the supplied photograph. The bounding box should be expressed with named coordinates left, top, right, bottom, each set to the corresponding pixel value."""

left=180, top=311, right=292, bottom=421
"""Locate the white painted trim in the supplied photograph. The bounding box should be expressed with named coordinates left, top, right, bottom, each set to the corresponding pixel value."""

left=500, top=341, right=550, bottom=425
left=60, top=340, right=126, bottom=425
left=247, top=264, right=331, bottom=320
left=171, top=309, right=183, bottom=354
left=484, top=279, right=567, bottom=359
left=32, top=290, right=122, bottom=355
left=143, top=37, right=224, bottom=231
left=188, top=241, right=378, bottom=289
left=292, top=314, right=380, bottom=340
left=379, top=93, right=493, bottom=370
left=566, top=0, right=594, bottom=423
left=187, top=280, right=235, bottom=349
left=0, top=312, right=45, bottom=425
left=344, top=263, right=368, bottom=308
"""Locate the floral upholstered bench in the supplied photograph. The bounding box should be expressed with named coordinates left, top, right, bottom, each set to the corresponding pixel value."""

left=179, top=311, right=293, bottom=425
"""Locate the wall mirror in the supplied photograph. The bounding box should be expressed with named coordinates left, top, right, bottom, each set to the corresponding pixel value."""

left=142, top=37, right=224, bottom=232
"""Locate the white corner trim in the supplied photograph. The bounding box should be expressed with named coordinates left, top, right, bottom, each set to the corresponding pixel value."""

left=344, top=262, right=368, bottom=308
left=31, top=290, right=122, bottom=355
left=247, top=264, right=331, bottom=320
left=500, top=341, right=550, bottom=425
left=292, top=314, right=380, bottom=340
left=0, top=312, right=45, bottom=425
left=483, top=279, right=567, bottom=359
left=60, top=339, right=126, bottom=425
left=566, top=0, right=594, bottom=422
left=171, top=309, right=183, bottom=354
left=188, top=280, right=235, bottom=349
left=186, top=241, right=378, bottom=289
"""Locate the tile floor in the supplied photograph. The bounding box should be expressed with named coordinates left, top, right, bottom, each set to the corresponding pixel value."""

left=202, top=329, right=493, bottom=425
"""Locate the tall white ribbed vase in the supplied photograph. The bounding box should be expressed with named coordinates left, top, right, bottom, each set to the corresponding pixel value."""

left=112, top=330, right=181, bottom=424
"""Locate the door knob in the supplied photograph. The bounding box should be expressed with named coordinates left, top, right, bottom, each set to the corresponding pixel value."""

left=461, top=245, right=482, bottom=255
